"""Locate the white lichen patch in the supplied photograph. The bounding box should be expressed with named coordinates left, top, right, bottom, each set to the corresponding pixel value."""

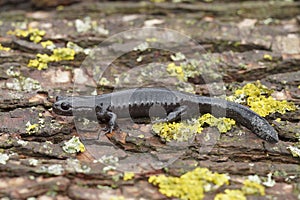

left=262, top=173, right=276, bottom=187
left=0, top=153, right=9, bottom=165
left=39, top=164, right=64, bottom=175
left=17, top=139, right=28, bottom=146
left=287, top=146, right=300, bottom=158
left=96, top=155, right=119, bottom=173
left=66, top=158, right=91, bottom=173
left=133, top=42, right=149, bottom=52
left=6, top=77, right=41, bottom=92
left=28, top=158, right=39, bottom=166
left=62, top=136, right=85, bottom=154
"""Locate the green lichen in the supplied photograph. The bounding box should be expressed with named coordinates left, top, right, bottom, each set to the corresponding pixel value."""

left=28, top=47, right=76, bottom=70
left=0, top=44, right=10, bottom=51
left=148, top=167, right=230, bottom=200
left=62, top=136, right=85, bottom=154
left=227, top=81, right=296, bottom=117
left=152, top=113, right=235, bottom=142
left=214, top=189, right=246, bottom=200
left=7, top=27, right=46, bottom=43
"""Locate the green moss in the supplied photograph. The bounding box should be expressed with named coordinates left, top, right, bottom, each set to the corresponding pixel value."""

left=7, top=27, right=46, bottom=43
left=152, top=113, right=235, bottom=142
left=227, top=81, right=296, bottom=117
left=214, top=189, right=246, bottom=200
left=148, top=167, right=230, bottom=200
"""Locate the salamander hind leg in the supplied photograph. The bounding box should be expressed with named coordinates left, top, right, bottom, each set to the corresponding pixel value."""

left=153, top=105, right=188, bottom=123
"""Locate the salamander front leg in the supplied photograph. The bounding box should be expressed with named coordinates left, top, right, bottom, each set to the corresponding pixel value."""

left=96, top=107, right=118, bottom=139
left=153, top=105, right=188, bottom=123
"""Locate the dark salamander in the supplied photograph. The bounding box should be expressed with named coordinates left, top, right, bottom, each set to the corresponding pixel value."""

left=53, top=88, right=279, bottom=143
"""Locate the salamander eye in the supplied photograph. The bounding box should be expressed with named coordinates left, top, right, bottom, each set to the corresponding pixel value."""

left=61, top=102, right=71, bottom=110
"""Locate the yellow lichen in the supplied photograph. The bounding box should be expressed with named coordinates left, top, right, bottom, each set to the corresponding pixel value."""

left=263, top=54, right=272, bottom=61
left=166, top=60, right=201, bottom=82
left=123, top=172, right=135, bottom=181
left=148, top=167, right=229, bottom=200
left=28, top=47, right=75, bottom=70
left=199, top=114, right=236, bottom=133
left=152, top=114, right=235, bottom=142
left=52, top=47, right=76, bottom=61
left=0, top=44, right=10, bottom=51
left=7, top=28, right=46, bottom=43
left=25, top=122, right=39, bottom=135
left=214, top=189, right=246, bottom=200
left=242, top=180, right=265, bottom=196
left=228, top=81, right=296, bottom=117
left=167, top=63, right=185, bottom=81
left=41, top=40, right=55, bottom=49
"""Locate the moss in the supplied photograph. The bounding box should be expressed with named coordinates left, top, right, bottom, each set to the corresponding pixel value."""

left=62, top=136, right=85, bottom=154
left=152, top=113, right=235, bottom=142
left=0, top=44, right=10, bottom=51
left=148, top=167, right=230, bottom=200
left=228, top=81, right=296, bottom=117
left=214, top=189, right=246, bottom=200
left=7, top=27, right=46, bottom=43
left=123, top=172, right=135, bottom=181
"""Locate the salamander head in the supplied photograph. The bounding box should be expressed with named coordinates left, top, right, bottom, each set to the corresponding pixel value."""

left=53, top=96, right=73, bottom=116
left=53, top=95, right=100, bottom=117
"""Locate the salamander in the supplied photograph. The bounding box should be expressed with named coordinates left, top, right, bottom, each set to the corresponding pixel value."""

left=52, top=87, right=279, bottom=143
